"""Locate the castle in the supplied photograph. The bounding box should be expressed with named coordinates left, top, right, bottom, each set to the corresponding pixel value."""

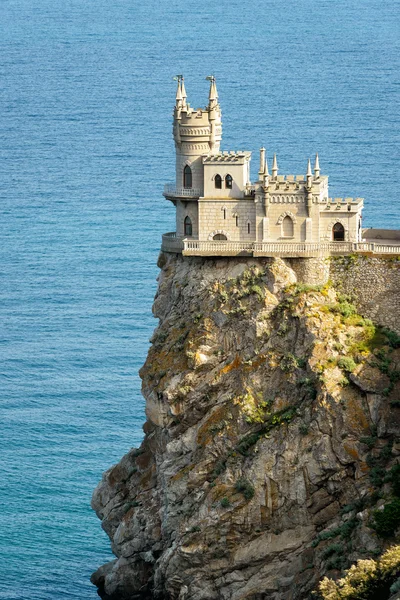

left=162, top=77, right=399, bottom=257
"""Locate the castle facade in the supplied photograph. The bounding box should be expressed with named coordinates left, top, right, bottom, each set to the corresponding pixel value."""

left=164, top=76, right=363, bottom=246
left=162, top=77, right=399, bottom=258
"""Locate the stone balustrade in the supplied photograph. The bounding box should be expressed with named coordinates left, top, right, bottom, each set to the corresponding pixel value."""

left=163, top=184, right=202, bottom=198
left=161, top=233, right=400, bottom=257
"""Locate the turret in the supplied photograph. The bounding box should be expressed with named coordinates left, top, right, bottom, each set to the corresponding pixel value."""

left=172, top=75, right=222, bottom=194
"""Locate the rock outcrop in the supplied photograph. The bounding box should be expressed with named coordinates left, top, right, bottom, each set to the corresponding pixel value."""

left=92, top=254, right=400, bottom=600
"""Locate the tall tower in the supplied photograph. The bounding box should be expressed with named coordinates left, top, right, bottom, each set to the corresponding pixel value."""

left=173, top=76, right=222, bottom=194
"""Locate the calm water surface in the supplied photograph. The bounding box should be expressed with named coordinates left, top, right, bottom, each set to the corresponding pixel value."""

left=0, top=0, right=399, bottom=598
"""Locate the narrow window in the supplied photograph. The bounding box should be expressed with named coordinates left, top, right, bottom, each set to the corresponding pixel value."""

left=183, top=165, right=192, bottom=189
left=223, top=208, right=226, bottom=219
left=282, top=216, right=294, bottom=237
left=332, top=222, right=345, bottom=241
left=225, top=174, right=233, bottom=189
left=235, top=215, right=238, bottom=227
left=215, top=174, right=222, bottom=189
left=184, top=216, right=192, bottom=236
left=247, top=222, right=250, bottom=234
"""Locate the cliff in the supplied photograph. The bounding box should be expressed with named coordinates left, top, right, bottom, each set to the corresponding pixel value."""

left=91, top=253, right=400, bottom=600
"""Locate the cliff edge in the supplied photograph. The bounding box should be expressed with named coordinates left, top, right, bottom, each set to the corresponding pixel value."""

left=91, top=253, right=400, bottom=600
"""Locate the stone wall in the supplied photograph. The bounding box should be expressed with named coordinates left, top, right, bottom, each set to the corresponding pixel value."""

left=198, top=198, right=256, bottom=241
left=288, top=255, right=400, bottom=334
left=329, top=255, right=400, bottom=334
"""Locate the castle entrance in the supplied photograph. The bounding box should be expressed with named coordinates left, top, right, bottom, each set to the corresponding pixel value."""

left=213, top=234, right=227, bottom=240
left=332, top=223, right=345, bottom=241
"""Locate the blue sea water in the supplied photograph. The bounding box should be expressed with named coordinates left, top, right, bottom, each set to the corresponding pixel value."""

left=0, top=0, right=399, bottom=598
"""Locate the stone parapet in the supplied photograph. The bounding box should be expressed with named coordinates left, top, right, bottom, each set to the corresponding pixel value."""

left=161, top=233, right=400, bottom=258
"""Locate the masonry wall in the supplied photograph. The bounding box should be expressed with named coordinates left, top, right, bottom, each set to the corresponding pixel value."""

left=198, top=199, right=256, bottom=241
left=176, top=200, right=199, bottom=238
left=289, top=255, right=400, bottom=334
left=329, top=255, right=400, bottom=334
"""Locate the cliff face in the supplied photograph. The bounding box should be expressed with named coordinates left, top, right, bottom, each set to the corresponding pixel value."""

left=92, top=253, right=400, bottom=600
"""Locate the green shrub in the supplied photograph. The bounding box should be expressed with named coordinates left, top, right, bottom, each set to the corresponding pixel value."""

left=299, top=423, right=309, bottom=435
left=321, top=543, right=344, bottom=560
left=360, top=436, right=377, bottom=450
left=338, top=356, right=357, bottom=373
left=220, top=497, right=230, bottom=508
left=318, top=545, right=400, bottom=600
left=390, top=577, right=400, bottom=594
left=236, top=432, right=261, bottom=456
left=250, top=284, right=264, bottom=301
left=326, top=556, right=346, bottom=571
left=383, top=328, right=400, bottom=349
left=330, top=300, right=357, bottom=318
left=211, top=459, right=227, bottom=479
left=372, top=499, right=400, bottom=538
left=234, top=478, right=255, bottom=500
left=280, top=353, right=299, bottom=372
left=389, top=465, right=400, bottom=497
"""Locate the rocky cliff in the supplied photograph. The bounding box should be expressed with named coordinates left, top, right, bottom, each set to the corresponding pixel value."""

left=91, top=253, right=400, bottom=600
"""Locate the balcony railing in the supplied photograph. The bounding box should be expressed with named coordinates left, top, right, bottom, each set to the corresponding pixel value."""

left=161, top=232, right=185, bottom=253
left=160, top=234, right=400, bottom=258
left=184, top=240, right=254, bottom=256
left=163, top=184, right=202, bottom=198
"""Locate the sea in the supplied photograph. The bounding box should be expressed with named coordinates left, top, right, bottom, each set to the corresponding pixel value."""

left=0, top=0, right=399, bottom=598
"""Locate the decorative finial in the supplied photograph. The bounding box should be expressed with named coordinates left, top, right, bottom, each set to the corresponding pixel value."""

left=314, top=153, right=320, bottom=179
left=307, top=158, right=312, bottom=178
left=272, top=153, right=278, bottom=179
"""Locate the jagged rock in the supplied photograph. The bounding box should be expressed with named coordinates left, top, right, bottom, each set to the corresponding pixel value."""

left=92, top=254, right=400, bottom=600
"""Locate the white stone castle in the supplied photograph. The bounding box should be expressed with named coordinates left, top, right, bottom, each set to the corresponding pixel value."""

left=162, top=76, right=399, bottom=257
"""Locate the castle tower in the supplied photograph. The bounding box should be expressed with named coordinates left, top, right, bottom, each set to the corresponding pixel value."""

left=172, top=76, right=222, bottom=194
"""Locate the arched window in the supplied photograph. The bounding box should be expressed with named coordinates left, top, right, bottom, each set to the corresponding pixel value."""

left=282, top=216, right=294, bottom=238
left=332, top=222, right=345, bottom=241
left=213, top=234, right=227, bottom=240
left=247, top=222, right=251, bottom=234
left=184, top=216, right=192, bottom=236
left=223, top=208, right=226, bottom=220
left=215, top=174, right=222, bottom=189
left=225, top=174, right=233, bottom=189
left=235, top=215, right=239, bottom=227
left=183, top=165, right=192, bottom=189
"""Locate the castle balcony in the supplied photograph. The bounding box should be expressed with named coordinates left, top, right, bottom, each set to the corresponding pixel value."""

left=163, top=184, right=201, bottom=201
left=161, top=232, right=184, bottom=253
left=161, top=234, right=400, bottom=258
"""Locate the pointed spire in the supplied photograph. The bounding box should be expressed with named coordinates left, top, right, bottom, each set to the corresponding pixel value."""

left=272, top=153, right=278, bottom=179
left=306, top=158, right=313, bottom=191
left=207, top=75, right=218, bottom=106
left=314, top=153, right=320, bottom=179
left=181, top=77, right=187, bottom=108
left=175, top=77, right=182, bottom=107
left=265, top=152, right=269, bottom=176
left=259, top=147, right=266, bottom=177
